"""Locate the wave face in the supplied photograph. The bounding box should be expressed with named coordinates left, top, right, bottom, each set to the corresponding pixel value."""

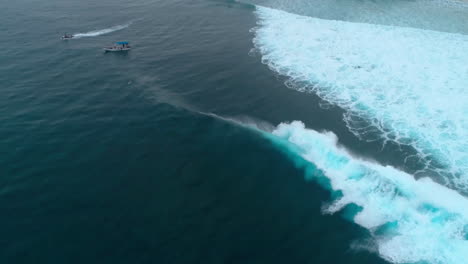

left=73, top=23, right=131, bottom=38
left=265, top=121, right=468, bottom=264
left=252, top=6, right=468, bottom=192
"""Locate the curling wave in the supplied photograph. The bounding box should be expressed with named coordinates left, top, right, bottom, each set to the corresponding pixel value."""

left=265, top=121, right=468, bottom=264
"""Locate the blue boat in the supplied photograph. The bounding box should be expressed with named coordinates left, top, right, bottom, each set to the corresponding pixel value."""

left=104, top=41, right=131, bottom=52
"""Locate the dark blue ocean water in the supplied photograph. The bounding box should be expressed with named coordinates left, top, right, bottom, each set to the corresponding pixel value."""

left=0, top=0, right=401, bottom=263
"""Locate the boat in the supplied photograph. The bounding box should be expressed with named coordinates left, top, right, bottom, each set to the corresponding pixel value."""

left=104, top=41, right=131, bottom=52
left=61, top=33, right=74, bottom=40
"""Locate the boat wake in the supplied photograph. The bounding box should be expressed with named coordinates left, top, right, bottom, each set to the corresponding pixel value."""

left=263, top=121, right=468, bottom=264
left=72, top=23, right=131, bottom=39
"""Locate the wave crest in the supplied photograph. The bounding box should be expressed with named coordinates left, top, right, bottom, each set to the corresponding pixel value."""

left=266, top=121, right=468, bottom=264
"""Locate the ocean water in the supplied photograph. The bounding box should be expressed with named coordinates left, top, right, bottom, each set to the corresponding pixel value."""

left=246, top=0, right=468, bottom=263
left=1, top=0, right=466, bottom=263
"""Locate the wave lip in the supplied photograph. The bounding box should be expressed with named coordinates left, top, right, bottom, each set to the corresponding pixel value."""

left=267, top=121, right=468, bottom=264
left=73, top=23, right=131, bottom=38
left=252, top=6, right=468, bottom=191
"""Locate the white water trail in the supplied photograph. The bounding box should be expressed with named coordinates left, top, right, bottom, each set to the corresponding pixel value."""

left=266, top=121, right=468, bottom=264
left=73, top=22, right=131, bottom=38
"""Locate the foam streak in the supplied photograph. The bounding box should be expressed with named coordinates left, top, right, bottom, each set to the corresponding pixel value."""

left=73, top=23, right=131, bottom=38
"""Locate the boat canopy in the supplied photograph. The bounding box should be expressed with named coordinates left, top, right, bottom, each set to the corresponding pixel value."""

left=116, top=41, right=129, bottom=45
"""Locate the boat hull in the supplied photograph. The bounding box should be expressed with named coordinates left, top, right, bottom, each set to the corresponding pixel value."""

left=103, top=48, right=131, bottom=52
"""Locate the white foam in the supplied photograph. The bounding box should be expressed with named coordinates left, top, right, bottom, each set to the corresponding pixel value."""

left=73, top=23, right=131, bottom=38
left=268, top=121, right=468, bottom=264
left=252, top=6, right=468, bottom=191
left=244, top=0, right=468, bottom=34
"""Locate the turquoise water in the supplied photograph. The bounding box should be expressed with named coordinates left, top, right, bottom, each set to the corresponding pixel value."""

left=246, top=0, right=468, bottom=263
left=1, top=0, right=466, bottom=263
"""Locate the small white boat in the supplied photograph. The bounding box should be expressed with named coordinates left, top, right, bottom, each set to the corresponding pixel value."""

left=104, top=41, right=131, bottom=52
left=61, top=33, right=74, bottom=40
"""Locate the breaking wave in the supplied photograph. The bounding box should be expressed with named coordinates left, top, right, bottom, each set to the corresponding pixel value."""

left=264, top=121, right=468, bottom=264
left=73, top=23, right=131, bottom=38
left=245, top=1, right=468, bottom=262
left=251, top=6, right=468, bottom=192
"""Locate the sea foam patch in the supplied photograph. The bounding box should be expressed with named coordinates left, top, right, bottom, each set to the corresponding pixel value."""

left=244, top=0, right=468, bottom=34
left=252, top=6, right=468, bottom=191
left=266, top=121, right=468, bottom=264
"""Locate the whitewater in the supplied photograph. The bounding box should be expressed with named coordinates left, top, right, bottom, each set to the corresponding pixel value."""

left=252, top=6, right=468, bottom=189
left=245, top=0, right=468, bottom=263
left=263, top=121, right=468, bottom=264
